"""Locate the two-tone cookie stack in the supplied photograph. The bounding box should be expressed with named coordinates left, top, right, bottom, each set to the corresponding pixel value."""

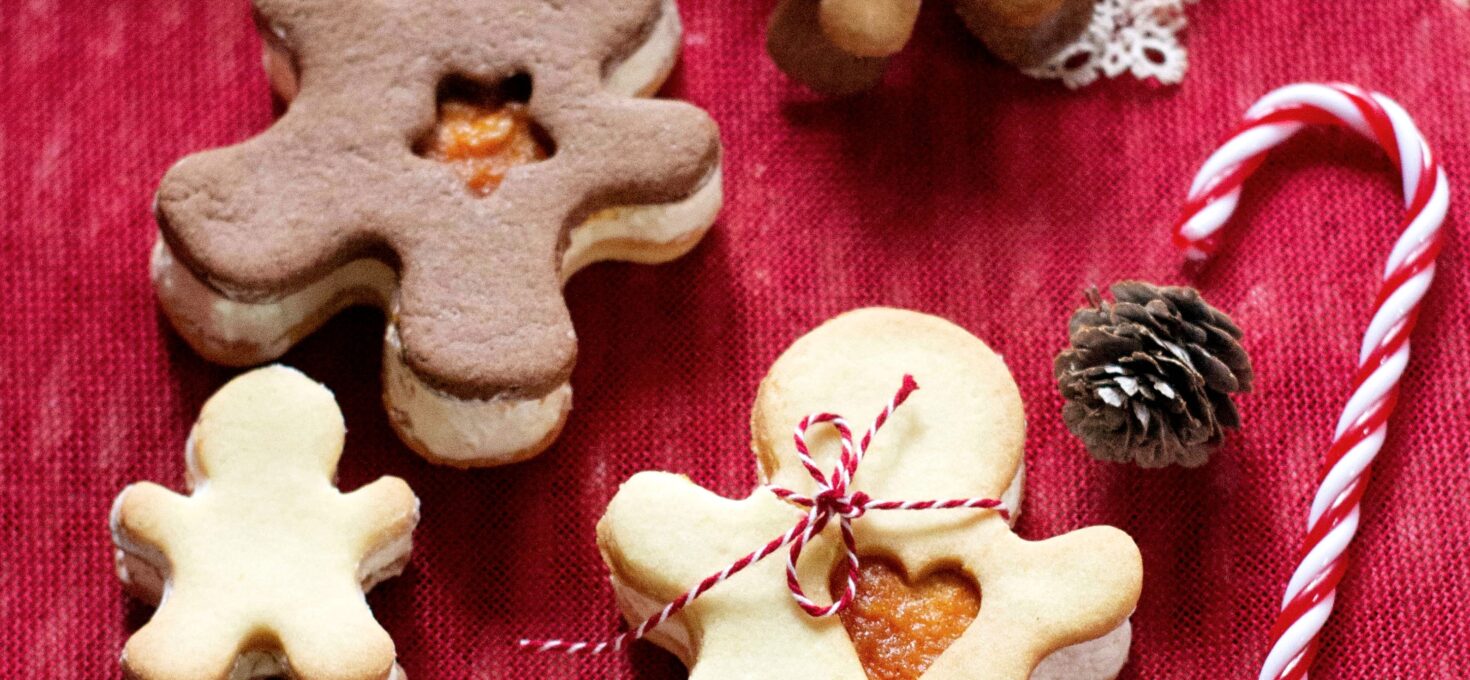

left=116, top=0, right=721, bottom=677
left=110, top=1, right=1149, bottom=679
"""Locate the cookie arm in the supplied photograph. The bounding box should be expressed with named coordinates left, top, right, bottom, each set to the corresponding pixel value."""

left=544, top=93, right=720, bottom=210
left=111, top=482, right=189, bottom=554
left=342, top=477, right=419, bottom=553
left=153, top=124, right=371, bottom=299
left=928, top=526, right=1142, bottom=679
left=598, top=473, right=868, bottom=678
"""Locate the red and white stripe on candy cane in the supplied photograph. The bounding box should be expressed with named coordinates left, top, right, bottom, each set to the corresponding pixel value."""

left=1172, top=82, right=1449, bottom=680
left=518, top=375, right=1010, bottom=655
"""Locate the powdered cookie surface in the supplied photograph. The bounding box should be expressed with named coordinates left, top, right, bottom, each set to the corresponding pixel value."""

left=598, top=308, right=1142, bottom=678
left=154, top=0, right=722, bottom=466
left=110, top=366, right=419, bottom=680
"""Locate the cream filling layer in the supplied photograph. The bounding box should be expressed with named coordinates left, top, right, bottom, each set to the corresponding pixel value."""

left=602, top=0, right=684, bottom=97
left=1031, top=617, right=1132, bottom=680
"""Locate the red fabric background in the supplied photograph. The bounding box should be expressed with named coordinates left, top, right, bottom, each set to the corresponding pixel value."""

left=4, top=0, right=1469, bottom=677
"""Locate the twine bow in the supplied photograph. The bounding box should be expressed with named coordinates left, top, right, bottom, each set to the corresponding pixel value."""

left=520, top=375, right=1010, bottom=654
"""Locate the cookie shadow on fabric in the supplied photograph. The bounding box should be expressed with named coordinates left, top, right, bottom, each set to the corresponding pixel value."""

left=627, top=642, right=689, bottom=680
left=562, top=223, right=756, bottom=495
left=156, top=312, right=244, bottom=429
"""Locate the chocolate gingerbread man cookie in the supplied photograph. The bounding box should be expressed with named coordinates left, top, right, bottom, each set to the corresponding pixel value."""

left=152, top=0, right=723, bottom=467
left=767, top=0, right=1098, bottom=94
left=596, top=309, right=1143, bottom=679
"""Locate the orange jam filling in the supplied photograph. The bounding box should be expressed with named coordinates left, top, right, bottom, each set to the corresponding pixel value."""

left=835, top=559, right=981, bottom=680
left=423, top=98, right=548, bottom=196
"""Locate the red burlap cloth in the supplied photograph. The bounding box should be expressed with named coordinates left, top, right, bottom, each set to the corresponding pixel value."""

left=4, top=1, right=1469, bottom=677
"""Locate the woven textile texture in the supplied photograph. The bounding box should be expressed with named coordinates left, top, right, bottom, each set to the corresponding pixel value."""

left=3, top=1, right=1469, bottom=678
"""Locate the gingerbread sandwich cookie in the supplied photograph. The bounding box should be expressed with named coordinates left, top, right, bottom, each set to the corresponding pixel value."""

left=594, top=309, right=1143, bottom=678
left=110, top=366, right=419, bottom=680
left=152, top=0, right=723, bottom=467
left=767, top=0, right=1097, bottom=94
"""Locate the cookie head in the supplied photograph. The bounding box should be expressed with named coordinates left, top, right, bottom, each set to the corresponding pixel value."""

left=188, top=365, right=345, bottom=487
left=752, top=307, right=1026, bottom=508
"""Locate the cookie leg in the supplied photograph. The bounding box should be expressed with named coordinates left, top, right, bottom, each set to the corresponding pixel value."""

left=150, top=237, right=394, bottom=366
left=275, top=607, right=400, bottom=680
left=380, top=322, right=573, bottom=467
left=561, top=167, right=722, bottom=278
left=122, top=601, right=244, bottom=680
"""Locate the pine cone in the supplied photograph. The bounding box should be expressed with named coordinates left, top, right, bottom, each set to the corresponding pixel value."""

left=1054, top=281, right=1253, bottom=468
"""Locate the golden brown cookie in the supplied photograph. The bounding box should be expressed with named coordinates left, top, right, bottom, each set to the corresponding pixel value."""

left=153, top=0, right=723, bottom=467
left=767, top=0, right=891, bottom=96
left=110, top=366, right=419, bottom=680
left=597, top=308, right=1142, bottom=678
left=767, top=0, right=1098, bottom=93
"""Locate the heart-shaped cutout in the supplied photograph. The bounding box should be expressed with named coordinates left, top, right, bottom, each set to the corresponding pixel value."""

left=833, top=558, right=981, bottom=680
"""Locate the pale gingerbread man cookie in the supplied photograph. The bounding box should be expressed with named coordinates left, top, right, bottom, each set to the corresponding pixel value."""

left=110, top=366, right=419, bottom=680
left=596, top=308, right=1143, bottom=679
left=151, top=0, right=722, bottom=467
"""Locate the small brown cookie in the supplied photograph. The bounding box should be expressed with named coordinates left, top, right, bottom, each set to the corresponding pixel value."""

left=767, top=0, right=890, bottom=97
left=153, top=0, right=723, bottom=467
left=598, top=308, right=1143, bottom=679
left=767, top=0, right=1098, bottom=93
left=953, top=0, right=1100, bottom=67
left=110, top=366, right=419, bottom=680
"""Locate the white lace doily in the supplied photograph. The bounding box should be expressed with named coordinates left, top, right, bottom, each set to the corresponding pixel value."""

left=1024, top=0, right=1198, bottom=89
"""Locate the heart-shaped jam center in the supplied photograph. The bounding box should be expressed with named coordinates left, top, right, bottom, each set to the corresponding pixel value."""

left=833, top=558, right=981, bottom=680
left=418, top=75, right=552, bottom=197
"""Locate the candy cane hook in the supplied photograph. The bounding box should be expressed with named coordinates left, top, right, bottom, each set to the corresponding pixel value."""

left=1172, top=82, right=1449, bottom=680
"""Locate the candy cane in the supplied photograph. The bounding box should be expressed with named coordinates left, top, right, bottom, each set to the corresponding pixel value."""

left=1171, top=82, right=1449, bottom=680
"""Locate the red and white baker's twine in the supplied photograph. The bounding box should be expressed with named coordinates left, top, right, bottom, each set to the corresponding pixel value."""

left=1172, top=82, right=1449, bottom=680
left=519, top=375, right=1010, bottom=654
